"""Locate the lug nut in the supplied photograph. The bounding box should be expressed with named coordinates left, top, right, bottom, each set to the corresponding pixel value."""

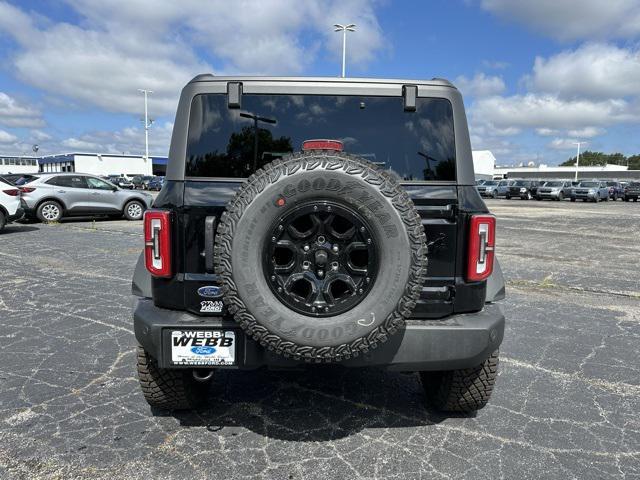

left=302, top=261, right=311, bottom=270
left=271, top=275, right=276, bottom=281
left=317, top=270, right=324, bottom=278
left=332, top=245, right=339, bottom=253
left=303, top=245, right=310, bottom=251
left=358, top=288, right=363, bottom=294
left=311, top=306, right=316, bottom=312
left=367, top=238, right=371, bottom=244
left=327, top=206, right=332, bottom=211
left=360, top=227, right=365, bottom=233
left=331, top=262, right=339, bottom=271
left=272, top=236, right=276, bottom=241
left=366, top=277, right=370, bottom=283
left=324, top=306, right=330, bottom=312
left=314, top=206, right=318, bottom=211
left=277, top=287, right=283, bottom=293
left=278, top=225, right=283, bottom=230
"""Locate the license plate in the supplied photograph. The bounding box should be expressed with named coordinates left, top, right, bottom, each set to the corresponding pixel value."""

left=170, top=330, right=236, bottom=366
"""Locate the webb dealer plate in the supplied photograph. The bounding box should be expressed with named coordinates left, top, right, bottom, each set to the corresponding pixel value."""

left=171, top=330, right=236, bottom=366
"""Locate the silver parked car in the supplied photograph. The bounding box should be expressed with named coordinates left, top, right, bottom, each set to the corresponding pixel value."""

left=570, top=180, right=609, bottom=202
left=20, top=173, right=154, bottom=222
left=476, top=180, right=500, bottom=198
left=535, top=180, right=573, bottom=201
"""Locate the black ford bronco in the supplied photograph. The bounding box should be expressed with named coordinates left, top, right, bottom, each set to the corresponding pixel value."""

left=132, top=76, right=506, bottom=413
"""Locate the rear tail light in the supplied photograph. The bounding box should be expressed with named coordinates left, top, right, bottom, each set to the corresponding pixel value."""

left=19, top=187, right=36, bottom=193
left=466, top=214, right=496, bottom=282
left=302, top=139, right=344, bottom=151
left=144, top=210, right=172, bottom=278
left=2, top=188, right=20, bottom=196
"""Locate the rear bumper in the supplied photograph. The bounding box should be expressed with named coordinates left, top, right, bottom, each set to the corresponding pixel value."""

left=133, top=298, right=505, bottom=371
left=6, top=207, right=24, bottom=222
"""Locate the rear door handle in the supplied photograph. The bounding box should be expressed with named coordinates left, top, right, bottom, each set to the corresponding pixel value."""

left=204, top=216, right=217, bottom=273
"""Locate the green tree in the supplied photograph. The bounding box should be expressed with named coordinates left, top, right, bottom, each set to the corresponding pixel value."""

left=560, top=150, right=628, bottom=167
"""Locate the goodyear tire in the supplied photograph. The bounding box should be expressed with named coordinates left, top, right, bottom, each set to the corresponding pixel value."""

left=421, top=350, right=499, bottom=413
left=214, top=151, right=427, bottom=362
left=136, top=346, right=210, bottom=410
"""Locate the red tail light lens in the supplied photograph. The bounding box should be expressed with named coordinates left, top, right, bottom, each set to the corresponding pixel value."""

left=466, top=214, right=496, bottom=282
left=302, top=139, right=344, bottom=151
left=144, top=210, right=172, bottom=278
left=2, top=189, right=20, bottom=196
left=19, top=187, right=36, bottom=193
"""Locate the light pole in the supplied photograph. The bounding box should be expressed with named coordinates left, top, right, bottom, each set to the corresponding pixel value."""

left=239, top=112, right=277, bottom=172
left=138, top=89, right=153, bottom=162
left=573, top=141, right=585, bottom=181
left=334, top=23, right=356, bottom=78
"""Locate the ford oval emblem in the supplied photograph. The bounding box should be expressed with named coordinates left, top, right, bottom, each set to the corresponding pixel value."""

left=197, top=286, right=223, bottom=298
left=191, top=346, right=216, bottom=355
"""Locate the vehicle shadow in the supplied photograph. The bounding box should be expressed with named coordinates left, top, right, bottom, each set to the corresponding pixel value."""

left=0, top=225, right=40, bottom=234
left=159, top=367, right=473, bottom=441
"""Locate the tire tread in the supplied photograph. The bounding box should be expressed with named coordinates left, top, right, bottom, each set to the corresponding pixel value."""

left=421, top=350, right=499, bottom=413
left=214, top=151, right=428, bottom=362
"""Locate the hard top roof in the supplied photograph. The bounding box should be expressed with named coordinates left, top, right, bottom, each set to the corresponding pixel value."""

left=187, top=75, right=455, bottom=89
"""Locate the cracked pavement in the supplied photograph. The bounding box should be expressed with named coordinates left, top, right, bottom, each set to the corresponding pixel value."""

left=0, top=199, right=639, bottom=479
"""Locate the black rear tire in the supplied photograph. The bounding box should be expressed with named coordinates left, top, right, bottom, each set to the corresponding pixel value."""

left=420, top=350, right=499, bottom=413
left=136, top=346, right=210, bottom=410
left=0, top=211, right=5, bottom=232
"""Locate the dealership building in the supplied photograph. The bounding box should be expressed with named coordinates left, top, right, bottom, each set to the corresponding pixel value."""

left=0, top=152, right=168, bottom=176
left=0, top=156, right=40, bottom=175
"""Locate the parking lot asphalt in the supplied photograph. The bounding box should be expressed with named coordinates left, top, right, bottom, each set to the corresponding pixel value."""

left=0, top=199, right=639, bottom=480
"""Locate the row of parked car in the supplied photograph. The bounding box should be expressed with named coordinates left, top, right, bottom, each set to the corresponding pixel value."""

left=104, top=174, right=165, bottom=191
left=0, top=172, right=155, bottom=231
left=476, top=179, right=640, bottom=203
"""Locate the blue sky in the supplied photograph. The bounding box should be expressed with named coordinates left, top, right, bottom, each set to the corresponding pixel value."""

left=0, top=0, right=639, bottom=165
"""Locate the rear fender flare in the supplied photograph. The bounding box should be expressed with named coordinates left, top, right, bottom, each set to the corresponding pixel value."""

left=132, top=251, right=152, bottom=298
left=486, top=256, right=505, bottom=302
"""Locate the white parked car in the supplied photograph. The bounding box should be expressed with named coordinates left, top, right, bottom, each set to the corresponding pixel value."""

left=0, top=177, right=25, bottom=231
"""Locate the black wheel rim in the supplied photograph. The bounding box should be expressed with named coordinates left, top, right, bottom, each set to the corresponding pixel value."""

left=264, top=201, right=379, bottom=317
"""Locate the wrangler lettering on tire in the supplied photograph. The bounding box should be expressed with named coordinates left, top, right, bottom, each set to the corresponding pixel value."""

left=214, top=151, right=428, bottom=362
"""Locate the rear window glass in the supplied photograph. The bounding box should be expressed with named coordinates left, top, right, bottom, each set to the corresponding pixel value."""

left=185, top=94, right=456, bottom=181
left=544, top=181, right=563, bottom=187
left=579, top=182, right=599, bottom=187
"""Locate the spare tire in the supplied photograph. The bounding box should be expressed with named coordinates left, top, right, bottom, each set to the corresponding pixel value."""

left=214, top=151, right=427, bottom=362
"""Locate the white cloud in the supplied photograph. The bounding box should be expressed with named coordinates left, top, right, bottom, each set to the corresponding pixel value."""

left=528, top=43, right=640, bottom=99
left=480, top=0, right=640, bottom=41
left=535, top=128, right=559, bottom=136
left=0, top=129, right=18, bottom=143
left=548, top=138, right=581, bottom=150
left=566, top=127, right=604, bottom=138
left=471, top=94, right=637, bottom=130
left=0, top=0, right=385, bottom=118
left=61, top=121, right=174, bottom=156
left=454, top=73, right=505, bottom=98
left=30, top=130, right=52, bottom=142
left=0, top=92, right=44, bottom=128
